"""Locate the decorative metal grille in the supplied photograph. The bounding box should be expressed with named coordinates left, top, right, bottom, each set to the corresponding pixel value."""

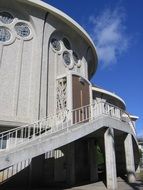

left=56, top=77, right=67, bottom=112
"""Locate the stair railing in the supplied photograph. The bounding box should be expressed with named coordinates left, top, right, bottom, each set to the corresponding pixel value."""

left=0, top=159, right=31, bottom=183
left=0, top=110, right=69, bottom=151
left=91, top=101, right=136, bottom=134
left=0, top=101, right=136, bottom=185
left=0, top=101, right=135, bottom=153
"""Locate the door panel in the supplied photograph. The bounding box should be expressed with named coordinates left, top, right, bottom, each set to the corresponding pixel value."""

left=72, top=76, right=90, bottom=124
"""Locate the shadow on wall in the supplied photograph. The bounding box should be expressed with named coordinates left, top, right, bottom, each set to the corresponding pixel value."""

left=0, top=165, right=30, bottom=189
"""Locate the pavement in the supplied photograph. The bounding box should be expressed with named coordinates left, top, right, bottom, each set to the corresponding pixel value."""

left=65, top=178, right=143, bottom=190
left=2, top=178, right=143, bottom=190
left=117, top=178, right=143, bottom=190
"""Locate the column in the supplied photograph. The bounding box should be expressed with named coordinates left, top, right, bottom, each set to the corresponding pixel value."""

left=104, top=128, right=117, bottom=190
left=124, top=134, right=136, bottom=183
left=66, top=142, right=75, bottom=185
left=89, top=139, right=98, bottom=182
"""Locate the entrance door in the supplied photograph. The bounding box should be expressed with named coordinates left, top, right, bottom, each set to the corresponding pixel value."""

left=72, top=75, right=90, bottom=124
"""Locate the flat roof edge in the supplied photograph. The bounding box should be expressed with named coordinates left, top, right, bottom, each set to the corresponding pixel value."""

left=18, top=0, right=98, bottom=74
left=92, top=86, right=126, bottom=107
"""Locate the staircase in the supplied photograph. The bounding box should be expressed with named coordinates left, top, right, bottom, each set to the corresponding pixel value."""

left=0, top=101, right=136, bottom=184
left=0, top=159, right=30, bottom=184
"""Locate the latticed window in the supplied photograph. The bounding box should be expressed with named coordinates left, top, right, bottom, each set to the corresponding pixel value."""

left=0, top=27, right=11, bottom=42
left=72, top=51, right=79, bottom=63
left=15, top=22, right=30, bottom=37
left=63, top=51, right=71, bottom=66
left=56, top=77, right=67, bottom=112
left=51, top=38, right=61, bottom=51
left=63, top=37, right=71, bottom=50
left=0, top=11, right=33, bottom=44
left=56, top=77, right=68, bottom=122
left=0, top=12, right=14, bottom=24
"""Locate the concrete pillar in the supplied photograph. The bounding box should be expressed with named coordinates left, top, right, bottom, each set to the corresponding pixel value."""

left=89, top=139, right=98, bottom=182
left=29, top=154, right=45, bottom=187
left=66, top=142, right=75, bottom=185
left=124, top=134, right=136, bottom=183
left=104, top=128, right=117, bottom=190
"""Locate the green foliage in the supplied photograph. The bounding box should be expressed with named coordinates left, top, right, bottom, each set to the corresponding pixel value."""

left=139, top=148, right=142, bottom=158
left=97, top=145, right=104, bottom=165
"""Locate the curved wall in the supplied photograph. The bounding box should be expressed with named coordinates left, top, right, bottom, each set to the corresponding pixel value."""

left=0, top=0, right=44, bottom=125
left=0, top=0, right=97, bottom=126
left=92, top=86, right=126, bottom=110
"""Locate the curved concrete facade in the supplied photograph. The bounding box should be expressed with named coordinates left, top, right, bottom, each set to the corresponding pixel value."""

left=92, top=86, right=126, bottom=110
left=0, top=0, right=97, bottom=127
left=0, top=1, right=139, bottom=190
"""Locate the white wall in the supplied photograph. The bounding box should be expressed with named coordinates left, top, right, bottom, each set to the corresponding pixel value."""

left=0, top=0, right=93, bottom=127
left=0, top=0, right=45, bottom=125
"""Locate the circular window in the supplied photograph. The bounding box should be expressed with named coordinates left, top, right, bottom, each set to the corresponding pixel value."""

left=51, top=38, right=61, bottom=51
left=15, top=22, right=30, bottom=38
left=63, top=38, right=71, bottom=50
left=73, top=51, right=79, bottom=63
left=0, top=27, right=11, bottom=42
left=63, top=51, right=71, bottom=66
left=0, top=12, right=14, bottom=24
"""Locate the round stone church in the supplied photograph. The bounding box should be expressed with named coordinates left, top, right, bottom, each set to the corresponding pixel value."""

left=0, top=1, right=139, bottom=189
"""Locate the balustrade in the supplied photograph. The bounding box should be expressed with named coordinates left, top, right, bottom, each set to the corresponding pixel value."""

left=0, top=101, right=136, bottom=184
left=0, top=101, right=135, bottom=152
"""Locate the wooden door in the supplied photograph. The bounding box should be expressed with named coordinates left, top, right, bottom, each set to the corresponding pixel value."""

left=72, top=76, right=90, bottom=124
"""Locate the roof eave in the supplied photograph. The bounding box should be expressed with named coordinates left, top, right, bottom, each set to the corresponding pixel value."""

left=17, top=0, right=98, bottom=76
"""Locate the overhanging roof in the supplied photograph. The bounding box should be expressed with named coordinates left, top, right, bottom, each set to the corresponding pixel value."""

left=18, top=0, right=98, bottom=77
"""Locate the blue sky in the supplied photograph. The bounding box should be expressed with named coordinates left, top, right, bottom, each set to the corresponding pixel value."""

left=43, top=0, right=143, bottom=137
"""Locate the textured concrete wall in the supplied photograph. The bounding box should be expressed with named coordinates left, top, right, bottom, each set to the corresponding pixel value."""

left=92, top=91, right=125, bottom=110
left=0, top=0, right=46, bottom=125
left=0, top=0, right=92, bottom=127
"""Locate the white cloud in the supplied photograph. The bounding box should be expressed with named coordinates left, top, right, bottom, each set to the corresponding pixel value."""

left=89, top=7, right=129, bottom=67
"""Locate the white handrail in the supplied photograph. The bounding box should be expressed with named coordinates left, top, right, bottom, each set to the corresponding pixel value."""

left=0, top=110, right=69, bottom=150
left=0, top=101, right=136, bottom=185
left=0, top=101, right=135, bottom=152
left=0, top=159, right=31, bottom=183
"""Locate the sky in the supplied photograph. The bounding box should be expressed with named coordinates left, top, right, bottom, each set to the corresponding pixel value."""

left=43, top=0, right=143, bottom=137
